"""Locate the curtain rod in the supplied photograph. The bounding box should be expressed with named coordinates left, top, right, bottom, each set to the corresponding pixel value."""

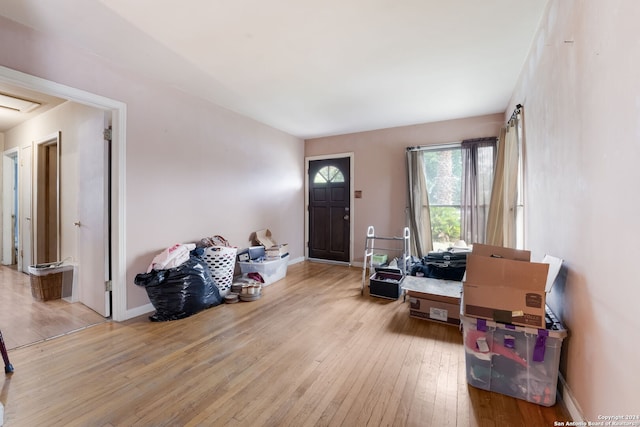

left=461, top=136, right=498, bottom=144
left=509, top=103, right=523, bottom=122
left=406, top=142, right=460, bottom=152
left=407, top=137, right=496, bottom=152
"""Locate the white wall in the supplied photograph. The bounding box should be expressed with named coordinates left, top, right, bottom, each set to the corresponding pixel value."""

left=0, top=15, right=304, bottom=311
left=508, top=0, right=640, bottom=419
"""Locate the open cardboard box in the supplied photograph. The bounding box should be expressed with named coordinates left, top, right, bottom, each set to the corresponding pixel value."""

left=253, top=229, right=289, bottom=259
left=462, top=243, right=562, bottom=328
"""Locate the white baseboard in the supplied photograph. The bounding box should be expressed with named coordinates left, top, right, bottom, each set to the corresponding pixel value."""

left=123, top=303, right=155, bottom=321
left=558, top=372, right=584, bottom=421
left=306, top=258, right=353, bottom=267
left=288, top=256, right=305, bottom=265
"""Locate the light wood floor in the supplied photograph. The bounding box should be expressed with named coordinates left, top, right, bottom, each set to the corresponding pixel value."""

left=1, top=261, right=568, bottom=426
left=0, top=265, right=107, bottom=350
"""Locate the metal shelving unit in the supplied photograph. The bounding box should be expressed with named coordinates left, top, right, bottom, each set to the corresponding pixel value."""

left=360, top=225, right=411, bottom=295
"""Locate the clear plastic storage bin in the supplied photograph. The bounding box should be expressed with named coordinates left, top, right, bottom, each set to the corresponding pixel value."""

left=238, top=255, right=289, bottom=286
left=461, top=308, right=567, bottom=406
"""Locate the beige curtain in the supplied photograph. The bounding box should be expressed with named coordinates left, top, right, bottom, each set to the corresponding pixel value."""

left=502, top=120, right=520, bottom=248
left=486, top=113, right=521, bottom=247
left=406, top=149, right=433, bottom=257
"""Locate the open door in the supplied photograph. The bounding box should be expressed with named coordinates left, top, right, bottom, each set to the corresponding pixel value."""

left=2, top=149, right=18, bottom=265
left=19, top=145, right=33, bottom=273
left=77, top=112, right=111, bottom=317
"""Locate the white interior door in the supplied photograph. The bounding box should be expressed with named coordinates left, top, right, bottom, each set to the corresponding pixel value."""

left=19, top=145, right=32, bottom=272
left=2, top=150, right=17, bottom=265
left=77, top=113, right=110, bottom=317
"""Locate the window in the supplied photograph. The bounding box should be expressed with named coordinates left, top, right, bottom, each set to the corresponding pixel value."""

left=422, top=140, right=496, bottom=250
left=313, top=165, right=345, bottom=184
left=423, top=147, right=462, bottom=251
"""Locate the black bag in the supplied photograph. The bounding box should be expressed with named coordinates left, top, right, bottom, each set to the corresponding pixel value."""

left=134, top=251, right=222, bottom=321
left=413, top=250, right=469, bottom=281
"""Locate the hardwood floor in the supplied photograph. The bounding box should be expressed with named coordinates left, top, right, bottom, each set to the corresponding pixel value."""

left=0, top=265, right=107, bottom=350
left=1, top=262, right=569, bottom=426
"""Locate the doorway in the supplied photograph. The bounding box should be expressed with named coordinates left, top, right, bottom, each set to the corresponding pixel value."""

left=306, top=154, right=354, bottom=263
left=0, top=119, right=110, bottom=348
left=2, top=149, right=18, bottom=265
left=34, top=132, right=61, bottom=264
left=19, top=144, right=33, bottom=272
left=0, top=65, right=127, bottom=322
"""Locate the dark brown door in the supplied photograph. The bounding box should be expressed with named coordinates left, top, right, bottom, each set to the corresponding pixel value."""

left=308, top=157, right=350, bottom=262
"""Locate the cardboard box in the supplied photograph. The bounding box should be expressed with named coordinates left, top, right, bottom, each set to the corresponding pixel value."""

left=469, top=243, right=531, bottom=261
left=369, top=270, right=403, bottom=300
left=254, top=229, right=289, bottom=259
left=409, top=294, right=461, bottom=326
left=462, top=244, right=554, bottom=328
left=404, top=276, right=462, bottom=326
left=265, top=244, right=289, bottom=259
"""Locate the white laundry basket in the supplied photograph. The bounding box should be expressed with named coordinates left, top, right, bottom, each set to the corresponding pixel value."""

left=201, top=246, right=237, bottom=297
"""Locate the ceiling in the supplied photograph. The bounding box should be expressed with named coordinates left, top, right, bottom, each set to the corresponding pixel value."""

left=0, top=83, right=66, bottom=132
left=0, top=0, right=548, bottom=139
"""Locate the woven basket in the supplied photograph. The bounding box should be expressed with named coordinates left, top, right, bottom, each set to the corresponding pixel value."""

left=30, top=271, right=63, bottom=301
left=201, top=246, right=237, bottom=296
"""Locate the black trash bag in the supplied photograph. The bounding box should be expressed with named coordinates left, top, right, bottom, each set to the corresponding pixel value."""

left=134, top=251, right=222, bottom=321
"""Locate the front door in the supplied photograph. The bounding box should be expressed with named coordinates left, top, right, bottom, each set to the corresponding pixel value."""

left=308, top=157, right=350, bottom=262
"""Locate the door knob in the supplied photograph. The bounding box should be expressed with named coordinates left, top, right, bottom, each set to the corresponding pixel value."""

left=74, top=221, right=81, bottom=227
left=343, top=215, right=349, bottom=220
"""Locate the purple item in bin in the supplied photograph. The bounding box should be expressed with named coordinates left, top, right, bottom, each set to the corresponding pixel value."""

left=533, top=330, right=549, bottom=362
left=504, top=335, right=515, bottom=349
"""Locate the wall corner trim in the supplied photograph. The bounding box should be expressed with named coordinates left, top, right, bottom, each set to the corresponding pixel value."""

left=558, top=372, right=585, bottom=421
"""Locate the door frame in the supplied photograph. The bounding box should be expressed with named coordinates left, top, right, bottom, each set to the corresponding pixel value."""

left=0, top=65, right=129, bottom=321
left=33, top=131, right=61, bottom=265
left=2, top=148, right=19, bottom=266
left=304, top=152, right=355, bottom=264
left=19, top=144, right=33, bottom=273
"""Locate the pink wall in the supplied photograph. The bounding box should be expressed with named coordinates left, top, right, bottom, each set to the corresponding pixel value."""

left=305, top=114, right=503, bottom=263
left=0, top=16, right=304, bottom=311
left=508, top=0, right=640, bottom=419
